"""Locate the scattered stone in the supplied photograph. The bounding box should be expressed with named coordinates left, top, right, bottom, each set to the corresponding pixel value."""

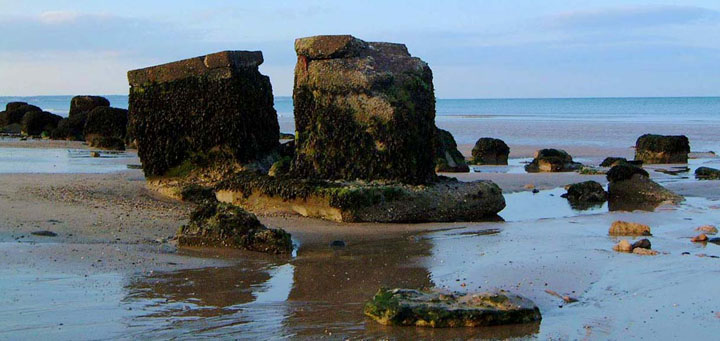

left=691, top=234, right=708, bottom=243
left=632, top=248, right=659, bottom=256
left=562, top=181, right=607, bottom=207
left=695, top=167, right=720, bottom=180
left=600, top=157, right=629, bottom=167
left=695, top=225, right=718, bottom=234
left=128, top=50, right=279, bottom=177
left=631, top=238, right=652, bottom=250
left=606, top=164, right=683, bottom=209
left=31, top=230, right=57, bottom=237
left=613, top=239, right=633, bottom=252
left=329, top=240, right=346, bottom=248
left=292, top=35, right=436, bottom=184
left=635, top=134, right=690, bottom=164
left=471, top=137, right=509, bottom=165
left=525, top=149, right=582, bottom=173
left=434, top=128, right=470, bottom=172
left=364, top=288, right=541, bottom=327
left=609, top=221, right=651, bottom=236
left=177, top=202, right=292, bottom=254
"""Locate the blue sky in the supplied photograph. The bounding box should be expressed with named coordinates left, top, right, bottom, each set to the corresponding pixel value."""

left=1, top=0, right=719, bottom=98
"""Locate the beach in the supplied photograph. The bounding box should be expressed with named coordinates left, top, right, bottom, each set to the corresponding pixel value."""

left=1, top=128, right=719, bottom=339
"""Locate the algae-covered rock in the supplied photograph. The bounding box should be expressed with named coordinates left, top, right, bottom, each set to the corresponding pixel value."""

left=364, top=288, right=541, bottom=328
left=69, top=96, right=110, bottom=117
left=292, top=35, right=436, bottom=185
left=1, top=103, right=42, bottom=128
left=84, top=107, right=128, bottom=150
left=606, top=164, right=682, bottom=208
left=525, top=149, right=582, bottom=173
left=635, top=134, right=690, bottom=164
left=128, top=50, right=279, bottom=177
left=20, top=111, right=62, bottom=136
left=51, top=113, right=88, bottom=140
left=695, top=167, right=720, bottom=180
left=600, top=157, right=629, bottom=167
left=177, top=202, right=292, bottom=254
left=562, top=181, right=607, bottom=209
left=471, top=137, right=509, bottom=165
left=434, top=128, right=469, bottom=172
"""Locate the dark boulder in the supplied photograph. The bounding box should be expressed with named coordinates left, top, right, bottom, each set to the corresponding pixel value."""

left=69, top=96, right=110, bottom=117
left=471, top=137, right=509, bottom=165
left=1, top=103, right=42, bottom=127
left=695, top=167, right=720, bottom=180
left=21, top=111, right=62, bottom=136
left=84, top=107, right=128, bottom=149
left=5, top=101, right=28, bottom=112
left=128, top=50, right=279, bottom=177
left=177, top=202, right=292, bottom=254
left=292, top=35, right=436, bottom=184
left=562, top=181, right=607, bottom=208
left=51, top=113, right=88, bottom=140
left=635, top=134, right=690, bottom=164
left=434, top=128, right=469, bottom=172
left=606, top=164, right=682, bottom=210
left=600, top=157, right=628, bottom=167
left=525, top=149, right=582, bottom=173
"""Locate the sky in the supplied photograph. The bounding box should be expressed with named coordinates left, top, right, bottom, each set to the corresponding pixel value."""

left=1, top=0, right=719, bottom=98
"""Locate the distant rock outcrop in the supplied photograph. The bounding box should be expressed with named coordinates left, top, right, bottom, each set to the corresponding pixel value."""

left=635, top=134, right=689, bottom=164
left=53, top=95, right=111, bottom=140
left=434, top=128, right=469, bottom=172
left=127, top=50, right=279, bottom=177
left=525, top=149, right=582, bottom=173
left=292, top=35, right=436, bottom=184
left=84, top=107, right=128, bottom=150
left=471, top=137, right=509, bottom=165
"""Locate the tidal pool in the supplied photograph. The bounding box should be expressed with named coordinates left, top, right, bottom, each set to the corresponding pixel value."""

left=0, top=147, right=138, bottom=174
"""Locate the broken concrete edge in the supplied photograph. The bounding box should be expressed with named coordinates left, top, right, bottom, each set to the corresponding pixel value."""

left=145, top=171, right=506, bottom=223
left=128, top=50, right=264, bottom=86
left=294, top=34, right=413, bottom=60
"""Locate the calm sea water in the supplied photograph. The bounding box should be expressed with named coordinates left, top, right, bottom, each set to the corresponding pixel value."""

left=2, top=95, right=719, bottom=150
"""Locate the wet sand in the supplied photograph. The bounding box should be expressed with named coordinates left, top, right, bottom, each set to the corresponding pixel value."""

left=2, top=141, right=720, bottom=339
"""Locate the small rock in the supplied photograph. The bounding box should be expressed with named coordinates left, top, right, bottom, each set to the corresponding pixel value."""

left=613, top=240, right=633, bottom=252
left=609, top=221, right=651, bottom=236
left=691, top=234, right=708, bottom=242
left=524, top=184, right=535, bottom=190
left=90, top=151, right=100, bottom=157
left=631, top=239, right=652, bottom=250
left=633, top=248, right=659, bottom=256
left=31, top=230, right=57, bottom=237
left=532, top=189, right=540, bottom=194
left=695, top=225, right=718, bottom=235
left=330, top=240, right=346, bottom=248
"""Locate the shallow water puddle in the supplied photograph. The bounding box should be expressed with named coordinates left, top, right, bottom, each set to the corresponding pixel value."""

left=500, top=187, right=607, bottom=222
left=0, top=147, right=137, bottom=173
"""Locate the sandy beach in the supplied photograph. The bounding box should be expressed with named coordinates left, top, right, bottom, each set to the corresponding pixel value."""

left=1, top=139, right=719, bottom=339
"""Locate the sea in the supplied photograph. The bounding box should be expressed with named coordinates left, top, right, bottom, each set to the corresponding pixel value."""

left=2, top=95, right=719, bottom=151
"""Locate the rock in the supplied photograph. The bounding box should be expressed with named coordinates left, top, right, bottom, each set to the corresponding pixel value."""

left=695, top=167, right=720, bottom=180
left=90, top=151, right=100, bottom=157
left=84, top=106, right=128, bottom=148
left=364, top=288, right=541, bottom=327
left=695, top=225, right=718, bottom=234
left=631, top=238, right=652, bottom=250
left=691, top=234, right=708, bottom=242
left=292, top=35, right=436, bottom=184
left=562, top=181, right=607, bottom=207
left=633, top=248, right=659, bottom=256
left=69, top=96, right=110, bottom=117
left=524, top=149, right=582, bottom=173
left=471, top=137, right=509, bottom=165
left=609, top=221, right=651, bottom=236
left=31, top=230, right=57, bottom=237
left=329, top=240, right=346, bottom=248
left=635, top=134, right=690, bottom=164
left=177, top=202, right=292, bottom=254
left=613, top=239, right=633, bottom=252
left=523, top=184, right=535, bottom=190
left=600, top=157, right=629, bottom=167
left=20, top=111, right=62, bottom=136
left=1, top=103, right=42, bottom=127
left=708, top=238, right=720, bottom=245
left=606, top=164, right=683, bottom=209
left=128, top=50, right=279, bottom=177
left=434, top=128, right=469, bottom=172
left=51, top=113, right=89, bottom=140
left=178, top=184, right=216, bottom=204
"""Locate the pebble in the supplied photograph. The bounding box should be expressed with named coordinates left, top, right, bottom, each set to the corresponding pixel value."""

left=613, top=240, right=633, bottom=253
left=695, top=225, right=718, bottom=235
left=691, top=234, right=708, bottom=243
